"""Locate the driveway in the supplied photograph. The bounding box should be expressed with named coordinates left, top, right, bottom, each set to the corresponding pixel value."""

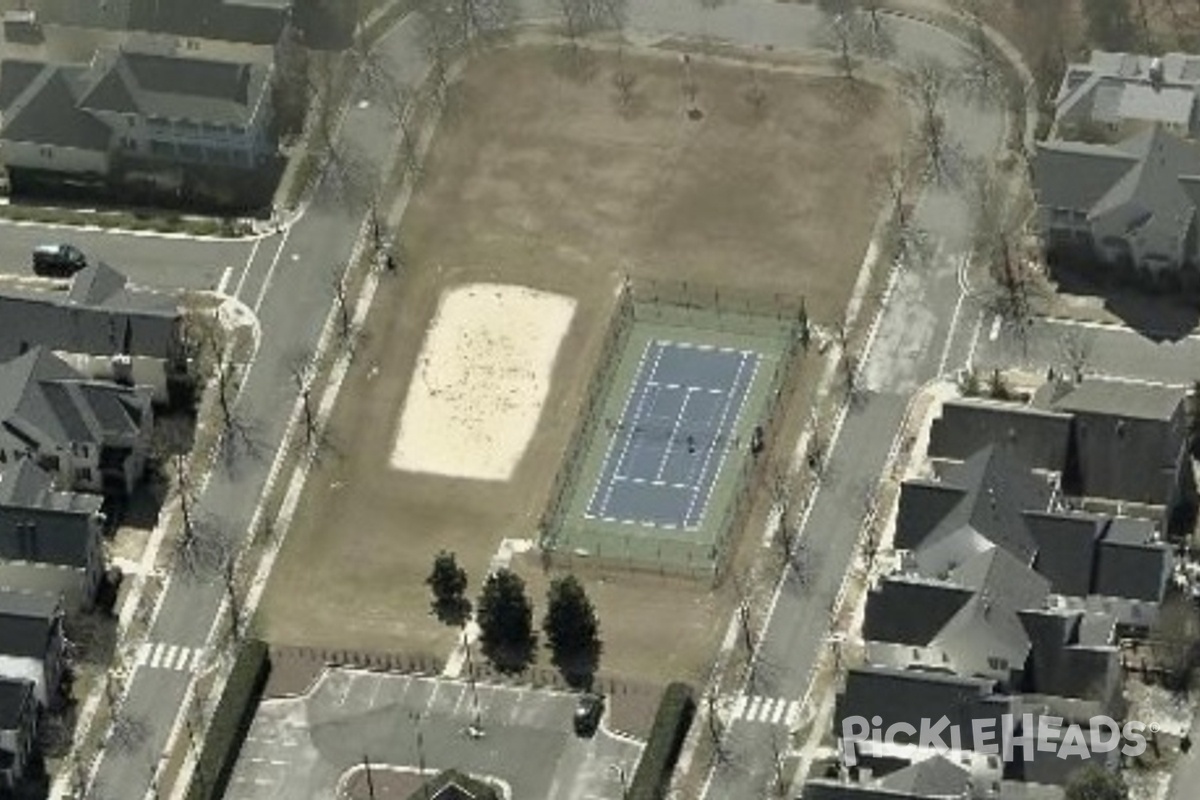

left=228, top=668, right=642, bottom=800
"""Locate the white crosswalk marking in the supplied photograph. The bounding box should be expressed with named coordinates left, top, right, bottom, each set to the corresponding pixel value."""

left=728, top=694, right=801, bottom=727
left=135, top=642, right=204, bottom=673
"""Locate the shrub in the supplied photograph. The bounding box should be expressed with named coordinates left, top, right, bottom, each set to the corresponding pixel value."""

left=186, top=639, right=270, bottom=800
left=628, top=681, right=696, bottom=800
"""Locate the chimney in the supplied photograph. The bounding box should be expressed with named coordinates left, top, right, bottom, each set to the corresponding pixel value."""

left=1150, top=57, right=1164, bottom=90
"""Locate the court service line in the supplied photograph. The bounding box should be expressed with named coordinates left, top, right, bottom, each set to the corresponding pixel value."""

left=591, top=341, right=666, bottom=516
left=686, top=352, right=748, bottom=527
left=655, top=387, right=698, bottom=481
left=684, top=352, right=760, bottom=528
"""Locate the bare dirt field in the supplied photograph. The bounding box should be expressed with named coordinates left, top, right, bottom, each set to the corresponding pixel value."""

left=257, top=45, right=904, bottom=690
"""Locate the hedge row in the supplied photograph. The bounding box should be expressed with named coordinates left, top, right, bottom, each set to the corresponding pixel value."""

left=186, top=639, right=271, bottom=800
left=629, top=681, right=696, bottom=800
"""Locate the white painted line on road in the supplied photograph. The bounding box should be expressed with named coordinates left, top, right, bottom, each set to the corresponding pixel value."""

left=253, top=222, right=296, bottom=313
left=786, top=700, right=801, bottom=729
left=988, top=314, right=1001, bottom=342
left=233, top=236, right=263, bottom=299
left=745, top=696, right=763, bottom=722
left=965, top=309, right=985, bottom=372
left=149, top=645, right=165, bottom=669
left=217, top=266, right=233, bottom=295
left=731, top=695, right=748, bottom=720
left=164, top=645, right=180, bottom=670
left=771, top=699, right=787, bottom=725
left=757, top=697, right=777, bottom=722
left=135, top=642, right=151, bottom=668
left=1087, top=372, right=1190, bottom=389
left=936, top=253, right=968, bottom=377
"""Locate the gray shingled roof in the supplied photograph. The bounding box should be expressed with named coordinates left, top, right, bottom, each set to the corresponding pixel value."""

left=879, top=755, right=972, bottom=797
left=79, top=49, right=270, bottom=126
left=1024, top=512, right=1107, bottom=597
left=0, top=64, right=112, bottom=150
left=1095, top=520, right=1171, bottom=602
left=0, top=60, right=45, bottom=110
left=928, top=398, right=1072, bottom=471
left=1039, top=378, right=1185, bottom=422
left=36, top=0, right=288, bottom=45
left=0, top=263, right=179, bottom=362
left=837, top=666, right=1012, bottom=752
left=0, top=589, right=60, bottom=660
left=0, top=678, right=32, bottom=731
left=862, top=576, right=974, bottom=646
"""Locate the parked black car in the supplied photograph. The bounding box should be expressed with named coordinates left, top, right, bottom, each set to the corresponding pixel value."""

left=573, top=693, right=605, bottom=737
left=32, top=244, right=87, bottom=276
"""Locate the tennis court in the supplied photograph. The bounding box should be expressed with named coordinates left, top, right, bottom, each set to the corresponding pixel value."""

left=585, top=340, right=759, bottom=530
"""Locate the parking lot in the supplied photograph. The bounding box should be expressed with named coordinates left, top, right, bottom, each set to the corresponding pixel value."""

left=228, top=668, right=644, bottom=799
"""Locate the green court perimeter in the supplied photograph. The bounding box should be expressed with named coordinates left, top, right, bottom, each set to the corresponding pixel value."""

left=543, top=295, right=801, bottom=579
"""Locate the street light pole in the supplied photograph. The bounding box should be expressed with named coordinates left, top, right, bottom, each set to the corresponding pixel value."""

left=462, top=629, right=484, bottom=735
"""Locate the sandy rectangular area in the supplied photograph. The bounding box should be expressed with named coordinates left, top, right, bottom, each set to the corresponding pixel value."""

left=389, top=282, right=576, bottom=481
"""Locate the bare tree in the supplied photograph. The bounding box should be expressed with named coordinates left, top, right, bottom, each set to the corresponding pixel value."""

left=1057, top=329, right=1094, bottom=383
left=969, top=164, right=1043, bottom=340
left=956, top=0, right=1008, bottom=108
left=286, top=349, right=321, bottom=446
left=610, top=49, right=639, bottom=116
left=331, top=266, right=357, bottom=348
left=742, top=68, right=768, bottom=121
left=901, top=56, right=955, bottom=179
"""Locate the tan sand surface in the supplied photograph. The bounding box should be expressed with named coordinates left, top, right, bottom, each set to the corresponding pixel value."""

left=389, top=282, right=576, bottom=480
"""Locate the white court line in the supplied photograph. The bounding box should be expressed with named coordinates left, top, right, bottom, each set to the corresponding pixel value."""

left=682, top=351, right=758, bottom=527
left=611, top=475, right=694, bottom=490
left=645, top=379, right=725, bottom=395
left=596, top=342, right=668, bottom=515
left=654, top=387, right=697, bottom=481
left=584, top=340, right=657, bottom=516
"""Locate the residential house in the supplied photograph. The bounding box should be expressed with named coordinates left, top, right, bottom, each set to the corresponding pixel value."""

left=1051, top=51, right=1200, bottom=141
left=1032, top=378, right=1194, bottom=515
left=804, top=753, right=1006, bottom=800
left=0, top=458, right=106, bottom=611
left=0, top=347, right=154, bottom=496
left=0, top=678, right=37, bottom=793
left=0, top=590, right=65, bottom=707
left=0, top=261, right=182, bottom=402
left=0, top=42, right=275, bottom=183
left=1031, top=125, right=1200, bottom=285
left=34, top=0, right=293, bottom=48
left=928, top=386, right=1195, bottom=533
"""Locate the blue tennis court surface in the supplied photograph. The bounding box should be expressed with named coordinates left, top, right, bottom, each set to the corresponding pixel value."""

left=585, top=340, right=760, bottom=530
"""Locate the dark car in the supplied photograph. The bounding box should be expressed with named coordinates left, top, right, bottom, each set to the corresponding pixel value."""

left=573, top=693, right=605, bottom=737
left=32, top=244, right=87, bottom=276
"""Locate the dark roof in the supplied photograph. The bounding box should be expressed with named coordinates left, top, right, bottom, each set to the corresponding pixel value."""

left=0, top=63, right=112, bottom=150
left=0, top=60, right=46, bottom=110
left=1025, top=512, right=1107, bottom=597
left=894, top=481, right=966, bottom=551
left=0, top=678, right=33, bottom=730
left=863, top=576, right=974, bottom=646
left=1019, top=609, right=1121, bottom=706
left=0, top=263, right=179, bottom=362
left=928, top=399, right=1073, bottom=471
left=1036, top=379, right=1187, bottom=506
left=37, top=0, right=290, bottom=46
left=410, top=770, right=500, bottom=800
left=880, top=755, right=971, bottom=797
left=906, top=447, right=1051, bottom=577
left=0, top=348, right=147, bottom=448
left=836, top=666, right=1012, bottom=752
left=79, top=50, right=270, bottom=126
left=0, top=459, right=101, bottom=569
left=801, top=782, right=920, bottom=800
left=0, top=589, right=60, bottom=659
left=1095, top=521, right=1171, bottom=602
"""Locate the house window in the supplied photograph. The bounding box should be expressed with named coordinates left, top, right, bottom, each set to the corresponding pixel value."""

left=39, top=454, right=59, bottom=471
left=76, top=467, right=92, bottom=483
left=39, top=146, right=53, bottom=159
left=987, top=656, right=1008, bottom=671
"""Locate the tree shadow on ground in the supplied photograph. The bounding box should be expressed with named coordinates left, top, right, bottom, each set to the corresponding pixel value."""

left=1049, top=263, right=1200, bottom=342
left=481, top=635, right=537, bottom=676
left=552, top=641, right=602, bottom=691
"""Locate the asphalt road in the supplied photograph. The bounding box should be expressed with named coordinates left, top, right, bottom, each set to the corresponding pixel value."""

left=0, top=218, right=256, bottom=292
left=228, top=670, right=641, bottom=799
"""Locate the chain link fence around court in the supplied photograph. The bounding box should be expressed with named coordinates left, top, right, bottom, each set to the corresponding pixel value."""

left=539, top=276, right=808, bottom=585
